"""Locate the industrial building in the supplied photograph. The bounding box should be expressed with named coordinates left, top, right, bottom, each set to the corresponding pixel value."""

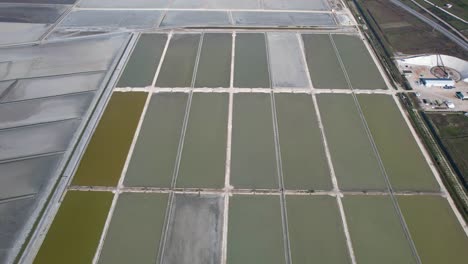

left=420, top=78, right=455, bottom=87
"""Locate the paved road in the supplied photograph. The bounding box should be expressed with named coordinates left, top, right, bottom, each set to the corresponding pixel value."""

left=390, top=0, right=468, bottom=51
left=422, top=0, right=468, bottom=24
left=411, top=0, right=468, bottom=42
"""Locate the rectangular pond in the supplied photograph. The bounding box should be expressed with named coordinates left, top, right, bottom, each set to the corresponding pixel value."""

left=234, top=33, right=270, bottom=88
left=0, top=154, right=61, bottom=200
left=227, top=195, right=285, bottom=264
left=357, top=95, right=439, bottom=191
left=160, top=11, right=231, bottom=28
left=117, top=33, right=167, bottom=87
left=0, top=22, right=49, bottom=46
left=0, top=93, right=94, bottom=130
left=332, top=34, right=387, bottom=90
left=0, top=3, right=67, bottom=24
left=177, top=93, right=228, bottom=189
left=266, top=32, right=309, bottom=88
left=59, top=10, right=163, bottom=30
left=162, top=194, right=224, bottom=264
left=317, top=94, right=386, bottom=190
left=274, top=94, right=331, bottom=190
left=263, top=0, right=330, bottom=10
left=98, top=193, right=168, bottom=264
left=232, top=12, right=335, bottom=27
left=34, top=191, right=113, bottom=264
left=0, top=33, right=128, bottom=81
left=231, top=93, right=278, bottom=189
left=343, top=195, right=417, bottom=264
left=286, top=195, right=349, bottom=264
left=72, top=92, right=147, bottom=186
left=156, top=34, right=200, bottom=88
left=301, top=34, right=348, bottom=89
left=124, top=93, right=188, bottom=187
left=194, top=33, right=232, bottom=88
left=0, top=197, right=35, bottom=263
left=0, top=119, right=80, bottom=161
left=170, top=0, right=259, bottom=9
left=0, top=71, right=104, bottom=103
left=398, top=195, right=468, bottom=264
left=79, top=0, right=170, bottom=8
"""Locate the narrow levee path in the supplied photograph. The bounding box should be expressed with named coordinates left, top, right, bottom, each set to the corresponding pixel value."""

left=220, top=31, right=235, bottom=264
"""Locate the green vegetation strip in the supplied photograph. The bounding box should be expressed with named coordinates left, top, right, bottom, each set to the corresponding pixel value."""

left=357, top=94, right=439, bottom=191
left=425, top=112, right=468, bottom=186
left=72, top=92, right=147, bottom=186
left=34, top=191, right=113, bottom=264
left=398, top=195, right=468, bottom=264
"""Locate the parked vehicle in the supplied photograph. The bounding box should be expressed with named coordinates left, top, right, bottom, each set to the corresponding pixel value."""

left=456, top=91, right=467, bottom=100
left=445, top=101, right=455, bottom=109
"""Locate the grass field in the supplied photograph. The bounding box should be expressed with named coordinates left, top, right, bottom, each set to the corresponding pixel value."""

left=426, top=112, right=468, bottom=187
left=357, top=0, right=468, bottom=60
left=423, top=0, right=468, bottom=19
left=414, top=0, right=468, bottom=34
